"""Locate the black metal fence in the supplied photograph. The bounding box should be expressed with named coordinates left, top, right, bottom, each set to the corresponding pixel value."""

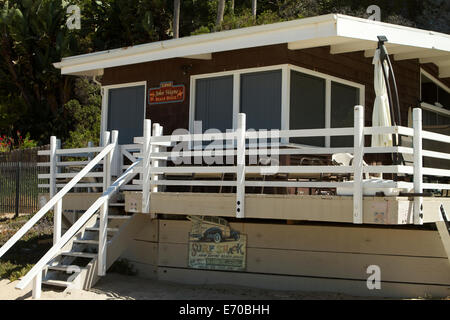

left=0, top=146, right=48, bottom=216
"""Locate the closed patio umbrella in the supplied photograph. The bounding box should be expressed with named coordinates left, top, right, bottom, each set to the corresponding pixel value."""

left=371, top=47, right=393, bottom=147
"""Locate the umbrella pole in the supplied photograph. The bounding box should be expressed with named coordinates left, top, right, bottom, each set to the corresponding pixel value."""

left=377, top=36, right=404, bottom=166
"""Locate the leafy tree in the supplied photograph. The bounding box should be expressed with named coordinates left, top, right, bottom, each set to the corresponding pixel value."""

left=216, top=0, right=226, bottom=28
left=0, top=0, right=78, bottom=143
left=173, top=0, right=181, bottom=38
left=416, top=0, right=449, bottom=33
left=0, top=0, right=448, bottom=149
left=73, top=0, right=172, bottom=52
left=63, top=78, right=101, bottom=148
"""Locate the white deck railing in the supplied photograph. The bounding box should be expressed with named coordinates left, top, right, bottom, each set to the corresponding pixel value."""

left=35, top=106, right=450, bottom=226
left=129, top=106, right=449, bottom=225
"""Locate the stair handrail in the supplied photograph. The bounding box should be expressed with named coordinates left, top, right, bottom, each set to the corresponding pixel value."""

left=15, top=158, right=142, bottom=290
left=0, top=142, right=115, bottom=259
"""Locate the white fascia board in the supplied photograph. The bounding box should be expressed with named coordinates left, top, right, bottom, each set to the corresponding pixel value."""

left=335, top=14, right=450, bottom=52
left=56, top=13, right=450, bottom=76
left=57, top=15, right=338, bottom=75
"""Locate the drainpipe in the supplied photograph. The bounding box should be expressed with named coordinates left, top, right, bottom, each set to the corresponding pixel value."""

left=92, top=75, right=104, bottom=146
left=92, top=75, right=101, bottom=86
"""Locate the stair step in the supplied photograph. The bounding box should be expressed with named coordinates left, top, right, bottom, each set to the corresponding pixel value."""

left=95, top=214, right=131, bottom=220
left=85, top=227, right=119, bottom=233
left=108, top=215, right=131, bottom=220
left=42, top=279, right=71, bottom=288
left=73, top=239, right=99, bottom=245
left=73, top=239, right=112, bottom=245
left=109, top=203, right=125, bottom=207
left=60, top=251, right=97, bottom=259
left=47, top=264, right=87, bottom=272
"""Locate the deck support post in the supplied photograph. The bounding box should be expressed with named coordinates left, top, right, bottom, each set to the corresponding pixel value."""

left=32, top=270, right=42, bottom=299
left=142, top=119, right=152, bottom=214
left=50, top=136, right=62, bottom=244
left=413, top=108, right=423, bottom=225
left=353, top=106, right=364, bottom=224
left=98, top=130, right=115, bottom=276
left=236, top=113, right=246, bottom=218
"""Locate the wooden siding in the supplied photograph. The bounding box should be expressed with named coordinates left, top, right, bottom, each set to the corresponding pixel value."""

left=121, top=218, right=450, bottom=298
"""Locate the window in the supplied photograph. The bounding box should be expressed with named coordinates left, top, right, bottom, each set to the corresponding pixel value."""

left=330, top=82, right=360, bottom=147
left=420, top=69, right=450, bottom=127
left=190, top=64, right=364, bottom=147
left=289, top=67, right=362, bottom=147
left=290, top=71, right=326, bottom=146
left=240, top=70, right=282, bottom=130
left=194, top=76, right=234, bottom=132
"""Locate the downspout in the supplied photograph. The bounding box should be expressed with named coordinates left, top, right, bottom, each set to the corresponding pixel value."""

left=92, top=75, right=101, bottom=86
left=92, top=75, right=105, bottom=146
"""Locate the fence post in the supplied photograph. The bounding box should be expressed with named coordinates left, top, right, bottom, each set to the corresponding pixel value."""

left=98, top=130, right=117, bottom=276
left=50, top=136, right=62, bottom=244
left=142, top=119, right=152, bottom=214
left=56, top=139, right=61, bottom=174
left=49, top=136, right=57, bottom=198
left=32, top=270, right=42, bottom=299
left=413, top=108, right=423, bottom=225
left=236, top=113, right=246, bottom=218
left=14, top=153, right=21, bottom=219
left=353, top=105, right=364, bottom=224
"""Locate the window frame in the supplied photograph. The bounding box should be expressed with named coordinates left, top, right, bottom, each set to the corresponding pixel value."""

left=420, top=68, right=450, bottom=118
left=189, top=64, right=365, bottom=147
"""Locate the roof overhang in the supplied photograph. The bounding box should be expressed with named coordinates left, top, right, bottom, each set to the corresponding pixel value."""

left=54, top=13, right=450, bottom=79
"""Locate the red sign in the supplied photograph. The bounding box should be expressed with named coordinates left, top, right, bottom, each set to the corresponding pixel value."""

left=149, top=81, right=185, bottom=105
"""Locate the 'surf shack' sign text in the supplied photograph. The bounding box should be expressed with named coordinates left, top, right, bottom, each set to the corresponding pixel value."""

left=149, top=81, right=185, bottom=105
left=187, top=216, right=246, bottom=271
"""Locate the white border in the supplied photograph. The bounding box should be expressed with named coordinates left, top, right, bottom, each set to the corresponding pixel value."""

left=101, top=81, right=147, bottom=145
left=189, top=64, right=365, bottom=147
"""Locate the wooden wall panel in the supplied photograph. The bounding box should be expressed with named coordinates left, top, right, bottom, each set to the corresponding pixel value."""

left=117, top=218, right=450, bottom=297
left=158, top=243, right=450, bottom=285
left=158, top=220, right=448, bottom=258
left=156, top=219, right=450, bottom=288
left=122, top=240, right=158, bottom=266
left=157, top=266, right=450, bottom=298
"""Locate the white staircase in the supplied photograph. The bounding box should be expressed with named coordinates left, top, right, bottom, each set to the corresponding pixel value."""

left=40, top=197, right=133, bottom=291
left=0, top=127, right=150, bottom=299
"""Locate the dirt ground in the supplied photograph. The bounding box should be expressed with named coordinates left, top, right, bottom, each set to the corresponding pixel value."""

left=0, top=273, right=378, bottom=300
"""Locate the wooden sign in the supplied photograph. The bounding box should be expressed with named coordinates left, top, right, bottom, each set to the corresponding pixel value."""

left=187, top=216, right=246, bottom=271
left=148, top=81, right=185, bottom=105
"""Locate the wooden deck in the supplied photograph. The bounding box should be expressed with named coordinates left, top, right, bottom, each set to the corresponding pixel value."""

left=124, top=191, right=450, bottom=225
